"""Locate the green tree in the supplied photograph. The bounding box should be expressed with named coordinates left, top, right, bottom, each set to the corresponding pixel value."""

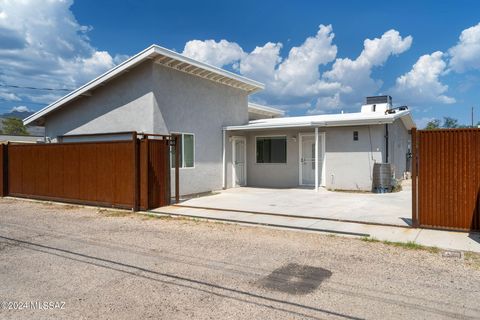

left=425, top=119, right=440, bottom=130
left=442, top=117, right=459, bottom=128
left=2, top=117, right=29, bottom=135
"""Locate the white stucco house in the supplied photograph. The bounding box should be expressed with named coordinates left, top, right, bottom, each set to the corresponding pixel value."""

left=24, top=45, right=415, bottom=195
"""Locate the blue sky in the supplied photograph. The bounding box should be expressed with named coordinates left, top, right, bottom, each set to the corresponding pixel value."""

left=0, top=0, right=479, bottom=127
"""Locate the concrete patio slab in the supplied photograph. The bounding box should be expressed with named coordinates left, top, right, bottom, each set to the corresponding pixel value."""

left=176, top=185, right=412, bottom=227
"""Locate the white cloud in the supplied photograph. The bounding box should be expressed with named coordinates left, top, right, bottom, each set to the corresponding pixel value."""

left=273, top=24, right=338, bottom=97
left=182, top=39, right=245, bottom=67
left=448, top=22, right=480, bottom=73
left=320, top=30, right=412, bottom=109
left=10, top=105, right=31, bottom=112
left=392, top=51, right=455, bottom=105
left=183, top=26, right=413, bottom=113
left=308, top=93, right=341, bottom=114
left=0, top=0, right=120, bottom=106
left=238, top=42, right=283, bottom=84
left=0, top=91, right=21, bottom=101
left=240, top=25, right=339, bottom=101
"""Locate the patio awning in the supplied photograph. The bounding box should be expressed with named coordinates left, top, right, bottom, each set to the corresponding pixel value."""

left=225, top=109, right=415, bottom=131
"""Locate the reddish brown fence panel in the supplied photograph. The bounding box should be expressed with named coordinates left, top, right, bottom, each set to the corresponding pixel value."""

left=138, top=137, right=171, bottom=210
left=148, top=139, right=171, bottom=208
left=7, top=141, right=136, bottom=209
left=415, top=129, right=480, bottom=231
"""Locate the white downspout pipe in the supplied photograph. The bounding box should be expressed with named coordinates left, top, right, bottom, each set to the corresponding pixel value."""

left=315, top=127, right=319, bottom=192
left=222, top=129, right=226, bottom=189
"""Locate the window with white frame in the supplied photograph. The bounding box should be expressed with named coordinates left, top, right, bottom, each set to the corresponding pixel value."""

left=256, top=136, right=287, bottom=163
left=171, top=133, right=195, bottom=168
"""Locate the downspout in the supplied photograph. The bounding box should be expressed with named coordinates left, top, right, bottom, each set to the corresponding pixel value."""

left=222, top=129, right=226, bottom=189
left=315, top=127, right=319, bottom=192
left=385, top=123, right=389, bottom=163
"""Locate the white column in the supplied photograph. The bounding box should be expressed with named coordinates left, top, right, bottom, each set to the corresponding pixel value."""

left=222, top=129, right=226, bottom=189
left=315, top=127, right=319, bottom=192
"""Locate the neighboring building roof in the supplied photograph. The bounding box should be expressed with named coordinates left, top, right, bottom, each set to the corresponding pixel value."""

left=248, top=103, right=285, bottom=118
left=24, top=44, right=265, bottom=126
left=0, top=134, right=44, bottom=143
left=225, top=109, right=416, bottom=131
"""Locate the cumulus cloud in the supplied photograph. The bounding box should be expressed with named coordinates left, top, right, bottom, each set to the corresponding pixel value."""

left=184, top=26, right=413, bottom=113
left=0, top=91, right=21, bottom=101
left=392, top=51, right=455, bottom=105
left=185, top=25, right=340, bottom=109
left=182, top=39, right=245, bottom=67
left=0, top=0, right=122, bottom=108
left=272, top=24, right=338, bottom=97
left=320, top=30, right=412, bottom=109
left=10, top=105, right=31, bottom=112
left=238, top=42, right=283, bottom=84
left=448, top=22, right=480, bottom=73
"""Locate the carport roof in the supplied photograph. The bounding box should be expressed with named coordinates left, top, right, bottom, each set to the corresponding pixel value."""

left=225, top=109, right=416, bottom=131
left=24, top=44, right=265, bottom=126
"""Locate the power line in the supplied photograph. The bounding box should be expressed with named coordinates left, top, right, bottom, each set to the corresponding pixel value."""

left=0, top=83, right=73, bottom=92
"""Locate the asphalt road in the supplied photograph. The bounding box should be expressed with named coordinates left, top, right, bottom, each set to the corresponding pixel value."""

left=0, top=198, right=479, bottom=319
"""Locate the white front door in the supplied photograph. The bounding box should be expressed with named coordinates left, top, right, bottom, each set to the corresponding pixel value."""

left=232, top=137, right=246, bottom=187
left=299, top=133, right=325, bottom=186
left=300, top=135, right=315, bottom=186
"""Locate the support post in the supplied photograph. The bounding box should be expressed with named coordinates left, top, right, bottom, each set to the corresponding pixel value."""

left=174, top=134, right=180, bottom=203
left=0, top=144, right=5, bottom=197
left=411, top=127, right=418, bottom=227
left=315, top=127, right=319, bottom=192
left=222, top=129, right=226, bottom=189
left=132, top=132, right=139, bottom=211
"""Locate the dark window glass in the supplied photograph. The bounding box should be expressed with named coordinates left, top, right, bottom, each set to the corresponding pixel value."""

left=256, top=137, right=287, bottom=163
left=353, top=131, right=359, bottom=141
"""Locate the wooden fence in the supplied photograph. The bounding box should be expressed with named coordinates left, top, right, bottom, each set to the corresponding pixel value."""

left=412, top=128, right=480, bottom=231
left=139, top=137, right=172, bottom=210
left=0, top=134, right=177, bottom=210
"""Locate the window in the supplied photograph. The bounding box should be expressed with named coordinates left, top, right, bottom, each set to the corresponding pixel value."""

left=171, top=133, right=195, bottom=168
left=256, top=136, right=287, bottom=163
left=353, top=131, right=359, bottom=141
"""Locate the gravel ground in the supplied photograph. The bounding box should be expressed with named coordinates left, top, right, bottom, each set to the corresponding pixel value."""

left=0, top=198, right=479, bottom=320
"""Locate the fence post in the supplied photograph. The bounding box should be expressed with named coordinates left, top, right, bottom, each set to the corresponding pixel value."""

left=133, top=132, right=139, bottom=212
left=411, top=128, right=419, bottom=227
left=174, top=134, right=180, bottom=204
left=165, top=137, right=171, bottom=205
left=0, top=144, right=5, bottom=197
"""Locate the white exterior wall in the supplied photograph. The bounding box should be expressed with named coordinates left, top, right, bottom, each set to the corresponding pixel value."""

left=44, top=61, right=157, bottom=140
left=243, top=129, right=301, bottom=188
left=150, top=64, right=248, bottom=195
left=324, top=125, right=384, bottom=191
left=230, top=124, right=391, bottom=191
left=43, top=60, right=249, bottom=196
left=388, top=119, right=410, bottom=178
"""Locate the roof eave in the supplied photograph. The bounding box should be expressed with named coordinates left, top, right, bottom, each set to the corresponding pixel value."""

left=225, top=118, right=397, bottom=131
left=25, top=44, right=265, bottom=126
left=24, top=45, right=158, bottom=126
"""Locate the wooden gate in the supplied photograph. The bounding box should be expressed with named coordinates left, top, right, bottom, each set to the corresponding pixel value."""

left=412, top=128, right=480, bottom=231
left=0, top=133, right=178, bottom=210
left=139, top=136, right=172, bottom=210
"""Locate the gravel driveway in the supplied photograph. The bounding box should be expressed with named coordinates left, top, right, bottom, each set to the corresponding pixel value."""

left=1, top=198, right=479, bottom=319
